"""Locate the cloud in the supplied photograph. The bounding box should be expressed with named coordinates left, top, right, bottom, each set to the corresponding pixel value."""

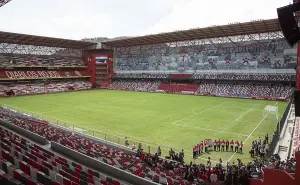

left=144, top=0, right=290, bottom=34
left=0, top=0, right=291, bottom=40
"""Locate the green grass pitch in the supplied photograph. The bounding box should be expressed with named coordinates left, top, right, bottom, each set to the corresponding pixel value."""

left=0, top=90, right=288, bottom=164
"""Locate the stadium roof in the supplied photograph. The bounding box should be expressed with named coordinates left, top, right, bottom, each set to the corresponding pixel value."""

left=0, top=31, right=97, bottom=49
left=102, top=18, right=281, bottom=47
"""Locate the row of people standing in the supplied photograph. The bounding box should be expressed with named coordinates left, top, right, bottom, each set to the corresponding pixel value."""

left=250, top=136, right=269, bottom=158
left=213, top=140, right=243, bottom=154
left=193, top=141, right=209, bottom=158
left=193, top=140, right=244, bottom=158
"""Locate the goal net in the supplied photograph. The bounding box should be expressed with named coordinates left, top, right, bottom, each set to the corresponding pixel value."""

left=263, top=104, right=279, bottom=121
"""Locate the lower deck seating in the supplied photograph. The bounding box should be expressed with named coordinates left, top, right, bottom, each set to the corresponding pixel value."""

left=158, top=83, right=199, bottom=93
left=108, top=80, right=160, bottom=92
left=0, top=126, right=124, bottom=185
left=0, top=80, right=92, bottom=96
left=109, top=80, right=293, bottom=100
left=196, top=83, right=293, bottom=99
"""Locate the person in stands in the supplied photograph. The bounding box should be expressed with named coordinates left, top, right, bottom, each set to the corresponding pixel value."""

left=226, top=140, right=229, bottom=152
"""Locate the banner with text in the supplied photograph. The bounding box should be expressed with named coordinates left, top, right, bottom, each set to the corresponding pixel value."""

left=0, top=70, right=89, bottom=80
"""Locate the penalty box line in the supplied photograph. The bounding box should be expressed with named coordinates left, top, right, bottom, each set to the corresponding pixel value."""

left=171, top=102, right=248, bottom=137
left=171, top=102, right=229, bottom=125
left=226, top=102, right=277, bottom=162
left=174, top=124, right=248, bottom=137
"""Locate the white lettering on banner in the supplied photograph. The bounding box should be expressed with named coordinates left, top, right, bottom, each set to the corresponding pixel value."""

left=5, top=71, right=13, bottom=78
left=5, top=71, right=62, bottom=79
left=26, top=71, right=39, bottom=78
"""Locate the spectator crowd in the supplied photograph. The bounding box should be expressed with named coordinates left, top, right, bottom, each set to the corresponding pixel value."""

left=107, top=79, right=293, bottom=100
left=0, top=55, right=84, bottom=67
left=192, top=74, right=293, bottom=81
left=196, top=83, right=293, bottom=99
left=114, top=73, right=294, bottom=81
left=0, top=80, right=92, bottom=96
left=108, top=80, right=161, bottom=92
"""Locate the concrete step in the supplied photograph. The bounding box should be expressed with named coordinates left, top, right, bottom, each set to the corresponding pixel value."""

left=279, top=145, right=288, bottom=152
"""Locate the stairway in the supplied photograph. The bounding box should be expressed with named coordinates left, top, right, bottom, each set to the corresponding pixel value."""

left=279, top=145, right=288, bottom=152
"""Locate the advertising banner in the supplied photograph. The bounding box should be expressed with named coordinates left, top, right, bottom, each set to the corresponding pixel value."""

left=0, top=70, right=89, bottom=80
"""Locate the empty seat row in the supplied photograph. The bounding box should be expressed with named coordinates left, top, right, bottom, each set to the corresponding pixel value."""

left=0, top=126, right=124, bottom=185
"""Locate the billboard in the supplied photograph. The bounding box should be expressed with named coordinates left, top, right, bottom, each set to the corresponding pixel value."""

left=0, top=70, right=88, bottom=80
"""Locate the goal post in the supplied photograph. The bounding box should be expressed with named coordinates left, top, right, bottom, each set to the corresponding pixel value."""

left=263, top=104, right=279, bottom=122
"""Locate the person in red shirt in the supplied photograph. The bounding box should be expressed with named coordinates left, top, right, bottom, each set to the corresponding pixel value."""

left=201, top=172, right=208, bottom=181
left=239, top=141, right=243, bottom=153
left=225, top=140, right=229, bottom=152
left=200, top=141, right=204, bottom=154
left=235, top=140, right=239, bottom=152
left=204, top=141, right=208, bottom=153
left=221, top=140, right=225, bottom=152
left=230, top=140, right=234, bottom=152
left=217, top=139, right=221, bottom=152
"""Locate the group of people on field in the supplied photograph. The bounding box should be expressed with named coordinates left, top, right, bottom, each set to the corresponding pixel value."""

left=193, top=140, right=243, bottom=158
left=213, top=140, right=243, bottom=153
left=249, top=135, right=269, bottom=159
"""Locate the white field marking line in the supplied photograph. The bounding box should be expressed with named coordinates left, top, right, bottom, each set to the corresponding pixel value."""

left=171, top=102, right=228, bottom=125
left=191, top=102, right=234, bottom=114
left=225, top=109, right=253, bottom=128
left=227, top=111, right=271, bottom=162
left=80, top=93, right=159, bottom=107
left=40, top=94, right=160, bottom=114
left=174, top=124, right=248, bottom=137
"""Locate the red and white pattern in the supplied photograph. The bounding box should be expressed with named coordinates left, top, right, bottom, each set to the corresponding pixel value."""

left=292, top=117, right=300, bottom=156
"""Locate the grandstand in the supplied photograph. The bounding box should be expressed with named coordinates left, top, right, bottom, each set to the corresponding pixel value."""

left=0, top=1, right=300, bottom=185
left=0, top=31, right=96, bottom=96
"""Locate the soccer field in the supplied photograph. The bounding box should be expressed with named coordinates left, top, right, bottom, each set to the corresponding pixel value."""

left=0, top=90, right=288, bottom=164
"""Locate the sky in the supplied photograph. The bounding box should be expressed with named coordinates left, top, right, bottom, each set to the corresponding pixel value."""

left=0, top=0, right=292, bottom=40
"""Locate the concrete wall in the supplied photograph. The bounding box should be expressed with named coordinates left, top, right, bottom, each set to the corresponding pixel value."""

left=51, top=142, right=157, bottom=185
left=0, top=120, right=48, bottom=145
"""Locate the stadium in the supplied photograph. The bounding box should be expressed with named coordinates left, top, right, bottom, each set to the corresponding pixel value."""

left=0, top=0, right=299, bottom=185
